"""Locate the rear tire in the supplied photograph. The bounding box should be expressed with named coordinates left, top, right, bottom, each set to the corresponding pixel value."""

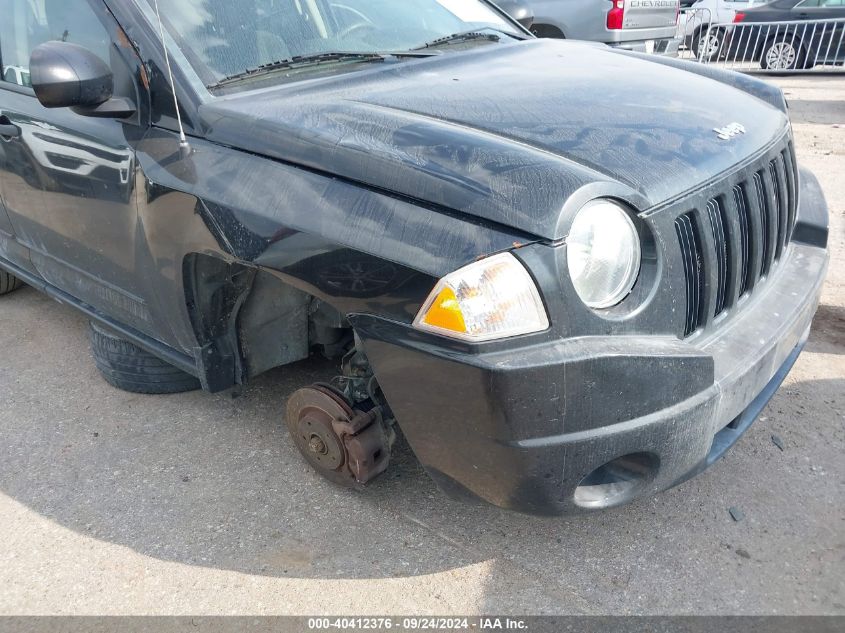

left=89, top=322, right=201, bottom=394
left=692, top=26, right=723, bottom=61
left=0, top=270, right=23, bottom=295
left=760, top=35, right=806, bottom=71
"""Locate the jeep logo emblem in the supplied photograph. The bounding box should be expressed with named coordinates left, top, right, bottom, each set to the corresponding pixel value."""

left=714, top=122, right=746, bottom=140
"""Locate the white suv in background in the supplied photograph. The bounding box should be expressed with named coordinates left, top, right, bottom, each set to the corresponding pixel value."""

left=679, top=0, right=766, bottom=59
left=2, top=65, right=30, bottom=87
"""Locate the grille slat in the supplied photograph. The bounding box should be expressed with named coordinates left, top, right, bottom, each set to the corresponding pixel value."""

left=675, top=139, right=798, bottom=338
left=770, top=157, right=788, bottom=260
left=761, top=167, right=779, bottom=274
left=706, top=198, right=731, bottom=316
left=675, top=212, right=705, bottom=337
left=783, top=143, right=797, bottom=244
left=753, top=171, right=773, bottom=277
left=733, top=184, right=753, bottom=296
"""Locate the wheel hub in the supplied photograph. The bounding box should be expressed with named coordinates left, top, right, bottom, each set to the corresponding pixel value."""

left=308, top=435, right=327, bottom=455
left=297, top=410, right=345, bottom=470
left=285, top=384, right=391, bottom=486
left=767, top=42, right=796, bottom=70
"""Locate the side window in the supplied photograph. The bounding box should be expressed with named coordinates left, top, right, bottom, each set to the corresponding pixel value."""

left=795, top=0, right=822, bottom=6
left=0, top=0, right=112, bottom=88
left=819, top=0, right=845, bottom=6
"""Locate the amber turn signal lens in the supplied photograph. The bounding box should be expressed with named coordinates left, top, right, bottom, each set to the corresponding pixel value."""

left=422, top=286, right=468, bottom=333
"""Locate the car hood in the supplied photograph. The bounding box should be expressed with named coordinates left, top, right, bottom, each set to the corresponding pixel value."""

left=199, top=39, right=789, bottom=240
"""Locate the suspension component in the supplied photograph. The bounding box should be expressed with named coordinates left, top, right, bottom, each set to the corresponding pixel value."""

left=285, top=384, right=391, bottom=486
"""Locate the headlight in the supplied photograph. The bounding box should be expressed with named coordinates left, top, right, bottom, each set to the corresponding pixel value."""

left=413, top=253, right=549, bottom=342
left=567, top=200, right=641, bottom=309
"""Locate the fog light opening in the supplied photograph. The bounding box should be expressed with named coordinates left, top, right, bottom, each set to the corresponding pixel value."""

left=574, top=452, right=659, bottom=509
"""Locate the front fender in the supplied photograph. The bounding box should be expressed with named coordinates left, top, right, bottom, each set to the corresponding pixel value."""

left=134, top=129, right=532, bottom=352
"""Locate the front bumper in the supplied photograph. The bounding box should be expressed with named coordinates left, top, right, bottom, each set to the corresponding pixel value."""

left=357, top=169, right=829, bottom=516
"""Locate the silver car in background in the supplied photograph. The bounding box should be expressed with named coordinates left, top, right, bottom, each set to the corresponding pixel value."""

left=495, top=0, right=536, bottom=27
left=526, top=0, right=681, bottom=54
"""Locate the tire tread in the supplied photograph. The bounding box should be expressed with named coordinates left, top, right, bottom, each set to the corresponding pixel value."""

left=0, top=271, right=23, bottom=295
left=89, top=323, right=201, bottom=395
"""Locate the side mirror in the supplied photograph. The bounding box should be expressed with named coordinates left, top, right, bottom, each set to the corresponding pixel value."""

left=30, top=41, right=135, bottom=118
left=496, top=0, right=535, bottom=30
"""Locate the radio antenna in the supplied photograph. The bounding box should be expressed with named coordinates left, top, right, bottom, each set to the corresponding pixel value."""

left=152, top=0, right=190, bottom=155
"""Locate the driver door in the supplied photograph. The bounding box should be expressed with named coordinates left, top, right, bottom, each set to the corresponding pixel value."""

left=0, top=0, right=156, bottom=335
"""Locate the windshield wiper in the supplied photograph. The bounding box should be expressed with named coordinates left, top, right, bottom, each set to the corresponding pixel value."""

left=211, top=50, right=441, bottom=87
left=212, top=52, right=385, bottom=86
left=412, top=29, right=503, bottom=51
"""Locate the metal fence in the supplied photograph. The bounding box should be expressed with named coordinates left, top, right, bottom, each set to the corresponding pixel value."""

left=695, top=18, right=845, bottom=73
left=677, top=8, right=715, bottom=62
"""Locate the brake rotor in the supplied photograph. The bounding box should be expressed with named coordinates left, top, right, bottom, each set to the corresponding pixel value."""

left=285, top=384, right=390, bottom=487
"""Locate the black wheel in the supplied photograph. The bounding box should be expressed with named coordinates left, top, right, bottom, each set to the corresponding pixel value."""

left=0, top=270, right=23, bottom=295
left=761, top=35, right=806, bottom=71
left=89, top=322, right=201, bottom=394
left=692, top=26, right=723, bottom=61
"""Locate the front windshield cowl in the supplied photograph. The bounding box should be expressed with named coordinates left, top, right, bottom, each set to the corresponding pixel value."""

left=143, top=0, right=524, bottom=89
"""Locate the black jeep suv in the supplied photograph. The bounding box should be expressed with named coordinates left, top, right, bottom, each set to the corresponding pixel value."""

left=0, top=0, right=829, bottom=515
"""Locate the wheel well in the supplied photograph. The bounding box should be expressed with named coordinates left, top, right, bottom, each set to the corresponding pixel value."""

left=236, top=270, right=351, bottom=380
left=531, top=23, right=565, bottom=39
left=184, top=253, right=355, bottom=390
left=765, top=31, right=804, bottom=47
left=693, top=24, right=717, bottom=39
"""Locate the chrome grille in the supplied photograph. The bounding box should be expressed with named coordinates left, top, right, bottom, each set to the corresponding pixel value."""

left=676, top=141, right=798, bottom=337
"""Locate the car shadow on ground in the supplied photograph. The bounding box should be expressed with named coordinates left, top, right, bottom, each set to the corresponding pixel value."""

left=0, top=287, right=843, bottom=613
left=780, top=99, right=845, bottom=126
left=808, top=303, right=845, bottom=355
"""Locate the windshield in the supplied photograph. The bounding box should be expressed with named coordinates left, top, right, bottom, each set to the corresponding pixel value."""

left=142, top=0, right=521, bottom=85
